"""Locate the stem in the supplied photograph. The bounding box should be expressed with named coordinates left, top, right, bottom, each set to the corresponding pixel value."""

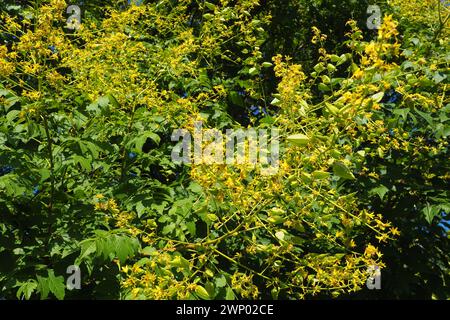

left=432, top=1, right=449, bottom=43
left=42, top=111, right=56, bottom=250
left=120, top=103, right=136, bottom=181
left=120, top=90, right=147, bottom=180
left=213, top=248, right=272, bottom=281
left=38, top=75, right=55, bottom=244
left=42, top=115, right=55, bottom=214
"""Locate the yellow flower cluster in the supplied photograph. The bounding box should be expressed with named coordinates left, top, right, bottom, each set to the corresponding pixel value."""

left=377, top=15, right=399, bottom=41
left=185, top=17, right=411, bottom=298
left=358, top=16, right=400, bottom=71
left=272, top=54, right=309, bottom=116
left=0, top=0, right=74, bottom=105
left=311, top=26, right=327, bottom=44
left=0, top=46, right=15, bottom=76
left=120, top=250, right=193, bottom=299
left=287, top=253, right=385, bottom=298
left=230, top=272, right=259, bottom=299
left=390, top=0, right=450, bottom=36
left=93, top=196, right=144, bottom=238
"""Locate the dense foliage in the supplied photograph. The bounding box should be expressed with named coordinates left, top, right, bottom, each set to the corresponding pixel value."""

left=0, top=0, right=449, bottom=300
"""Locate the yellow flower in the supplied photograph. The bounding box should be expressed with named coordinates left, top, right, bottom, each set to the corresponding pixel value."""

left=390, top=226, right=401, bottom=236
left=131, top=288, right=140, bottom=298
left=94, top=202, right=105, bottom=211
left=378, top=15, right=399, bottom=40
left=353, top=68, right=364, bottom=79
left=375, top=233, right=389, bottom=243
left=23, top=63, right=40, bottom=75
left=335, top=231, right=344, bottom=239
left=364, top=244, right=379, bottom=257
left=311, top=26, right=322, bottom=44
left=131, top=265, right=143, bottom=273
left=23, top=90, right=41, bottom=100
left=107, top=199, right=118, bottom=210
left=46, top=70, right=65, bottom=86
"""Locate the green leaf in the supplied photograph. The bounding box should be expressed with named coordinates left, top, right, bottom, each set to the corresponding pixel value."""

left=186, top=221, right=196, bottom=236
left=318, top=83, right=330, bottom=92
left=275, top=230, right=285, bottom=241
left=0, top=89, right=19, bottom=111
left=229, top=91, right=244, bottom=107
left=37, top=168, right=51, bottom=183
left=187, top=182, right=203, bottom=193
left=204, top=1, right=216, bottom=10
left=205, top=282, right=215, bottom=298
left=332, top=162, right=355, bottom=180
left=330, top=55, right=340, bottom=63
left=287, top=134, right=309, bottom=146
left=371, top=185, right=389, bottom=200
left=423, top=204, right=440, bottom=224
left=0, top=175, right=27, bottom=197
left=325, top=102, right=340, bottom=115
left=415, top=109, right=434, bottom=125
left=72, top=155, right=92, bottom=172
left=312, top=170, right=330, bottom=180
left=47, top=270, right=65, bottom=300
left=76, top=239, right=97, bottom=264
left=268, top=216, right=285, bottom=224
left=6, top=110, right=20, bottom=122
left=393, top=108, right=410, bottom=121
left=206, top=213, right=218, bottom=222
left=248, top=67, right=259, bottom=76
left=16, top=280, right=37, bottom=300
left=162, top=222, right=176, bottom=235
left=433, top=72, right=446, bottom=84
left=270, top=97, right=281, bottom=106
left=114, top=237, right=129, bottom=263
left=225, top=287, right=235, bottom=300
left=135, top=201, right=146, bottom=218
left=215, top=275, right=227, bottom=288
left=203, top=13, right=214, bottom=20
left=195, top=285, right=211, bottom=300
left=129, top=131, right=160, bottom=152
left=327, top=63, right=336, bottom=72
left=36, top=275, right=49, bottom=300
left=141, top=246, right=156, bottom=256
left=371, top=92, right=385, bottom=103
left=97, top=96, right=110, bottom=108
left=86, top=102, right=100, bottom=114
left=337, top=54, right=349, bottom=66
left=170, top=255, right=190, bottom=270
left=313, top=63, right=325, bottom=73
left=106, top=93, right=120, bottom=108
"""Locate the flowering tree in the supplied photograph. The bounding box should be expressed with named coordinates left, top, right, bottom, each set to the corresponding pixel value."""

left=0, top=0, right=449, bottom=299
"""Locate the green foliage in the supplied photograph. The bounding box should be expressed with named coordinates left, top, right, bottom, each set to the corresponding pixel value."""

left=0, top=0, right=449, bottom=300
